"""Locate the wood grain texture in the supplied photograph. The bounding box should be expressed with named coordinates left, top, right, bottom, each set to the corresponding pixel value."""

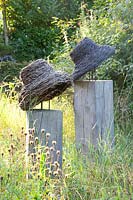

left=74, top=80, right=114, bottom=153
left=26, top=109, right=63, bottom=166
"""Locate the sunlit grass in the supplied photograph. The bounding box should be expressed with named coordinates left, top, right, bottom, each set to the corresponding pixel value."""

left=0, top=89, right=132, bottom=199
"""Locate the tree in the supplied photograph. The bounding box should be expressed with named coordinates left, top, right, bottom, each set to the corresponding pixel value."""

left=0, top=0, right=9, bottom=45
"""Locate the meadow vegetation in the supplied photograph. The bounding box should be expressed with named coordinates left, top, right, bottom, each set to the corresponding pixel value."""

left=0, top=0, right=133, bottom=199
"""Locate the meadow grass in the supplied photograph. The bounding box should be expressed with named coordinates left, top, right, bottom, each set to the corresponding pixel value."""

left=0, top=90, right=133, bottom=200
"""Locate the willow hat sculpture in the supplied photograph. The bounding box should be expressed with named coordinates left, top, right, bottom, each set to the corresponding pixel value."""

left=70, top=37, right=115, bottom=80
left=19, top=37, right=115, bottom=110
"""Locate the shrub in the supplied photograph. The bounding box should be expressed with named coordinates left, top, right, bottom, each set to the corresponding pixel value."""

left=0, top=61, right=27, bottom=82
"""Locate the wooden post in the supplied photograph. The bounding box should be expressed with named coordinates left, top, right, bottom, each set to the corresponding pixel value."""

left=74, top=80, right=114, bottom=153
left=26, top=109, right=63, bottom=166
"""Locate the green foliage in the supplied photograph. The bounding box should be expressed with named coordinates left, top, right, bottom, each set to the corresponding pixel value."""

left=0, top=61, right=27, bottom=82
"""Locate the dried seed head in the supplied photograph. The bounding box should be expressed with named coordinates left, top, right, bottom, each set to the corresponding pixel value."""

left=7, top=173, right=10, bottom=178
left=29, top=141, right=34, bottom=145
left=45, top=146, right=49, bottom=152
left=41, top=129, right=45, bottom=133
left=21, top=127, right=24, bottom=130
left=31, top=153, right=34, bottom=158
left=53, top=171, right=58, bottom=176
left=56, top=150, right=60, bottom=155
left=46, top=151, right=50, bottom=157
left=67, top=163, right=71, bottom=168
left=10, top=133, right=13, bottom=138
left=46, top=133, right=50, bottom=138
left=10, top=144, right=14, bottom=149
left=1, top=152, right=4, bottom=157
left=52, top=140, right=56, bottom=145
left=32, top=128, right=35, bottom=133
left=38, top=150, right=41, bottom=155
left=0, top=176, right=4, bottom=182
left=54, top=161, right=60, bottom=167
left=24, top=133, right=27, bottom=136
left=8, top=148, right=11, bottom=153
left=50, top=147, right=54, bottom=152
left=57, top=168, right=62, bottom=175
left=65, top=174, right=68, bottom=179
left=37, top=156, right=41, bottom=160
left=35, top=137, right=39, bottom=144
left=49, top=170, right=52, bottom=176
left=29, top=134, right=32, bottom=140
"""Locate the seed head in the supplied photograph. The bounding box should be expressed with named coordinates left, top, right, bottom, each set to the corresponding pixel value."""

left=29, top=141, right=34, bottom=145
left=46, top=133, right=50, bottom=138
left=67, top=163, right=71, bottom=168
left=1, top=152, right=4, bottom=157
left=41, top=129, right=45, bottom=133
left=53, top=171, right=58, bottom=176
left=54, top=161, right=60, bottom=168
left=46, top=151, right=50, bottom=157
left=52, top=140, right=56, bottom=145
left=38, top=150, right=41, bottom=155
left=56, top=150, right=60, bottom=155
left=10, top=144, right=14, bottom=149
left=45, top=146, right=49, bottom=152
left=50, top=147, right=54, bottom=152
left=10, top=133, right=13, bottom=138
left=35, top=137, right=39, bottom=144
left=24, top=133, right=27, bottom=136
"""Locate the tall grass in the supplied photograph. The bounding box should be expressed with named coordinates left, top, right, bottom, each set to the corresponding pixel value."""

left=0, top=87, right=133, bottom=199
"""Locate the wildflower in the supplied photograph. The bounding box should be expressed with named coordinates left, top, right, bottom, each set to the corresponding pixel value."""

left=52, top=140, right=56, bottom=145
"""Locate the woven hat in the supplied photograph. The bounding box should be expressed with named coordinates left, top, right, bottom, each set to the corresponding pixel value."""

left=70, top=37, right=115, bottom=80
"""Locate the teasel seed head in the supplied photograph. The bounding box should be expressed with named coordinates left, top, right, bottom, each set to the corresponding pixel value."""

left=46, top=151, right=50, bottom=157
left=50, top=147, right=54, bottom=152
left=29, top=141, right=34, bottom=146
left=41, top=129, right=45, bottom=133
left=52, top=140, right=56, bottom=146
left=56, top=150, right=60, bottom=155
left=35, top=137, right=39, bottom=145
left=45, top=146, right=49, bottom=152
left=53, top=171, right=58, bottom=176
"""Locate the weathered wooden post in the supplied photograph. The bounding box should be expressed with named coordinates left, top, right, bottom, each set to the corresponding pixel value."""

left=74, top=80, right=114, bottom=152
left=26, top=108, right=63, bottom=166
left=19, top=37, right=115, bottom=160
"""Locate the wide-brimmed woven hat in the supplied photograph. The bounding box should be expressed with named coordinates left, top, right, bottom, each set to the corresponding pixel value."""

left=70, top=37, right=115, bottom=80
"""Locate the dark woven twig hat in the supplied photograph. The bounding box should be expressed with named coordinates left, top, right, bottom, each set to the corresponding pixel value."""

left=70, top=37, right=115, bottom=80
